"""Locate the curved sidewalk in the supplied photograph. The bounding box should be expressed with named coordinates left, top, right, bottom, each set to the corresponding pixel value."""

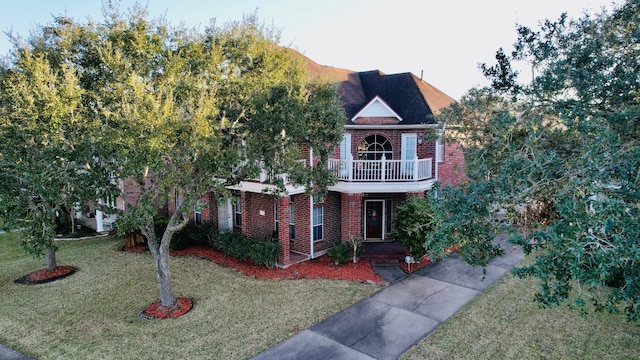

left=253, top=236, right=524, bottom=360
left=0, top=344, right=36, bottom=360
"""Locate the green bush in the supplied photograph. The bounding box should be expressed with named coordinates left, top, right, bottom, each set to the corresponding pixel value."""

left=194, top=222, right=217, bottom=246
left=153, top=214, right=170, bottom=238
left=214, top=231, right=281, bottom=267
left=249, top=239, right=280, bottom=269
left=168, top=225, right=193, bottom=251
left=327, top=244, right=350, bottom=265
left=392, top=196, right=436, bottom=259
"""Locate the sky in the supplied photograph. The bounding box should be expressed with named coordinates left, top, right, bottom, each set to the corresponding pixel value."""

left=0, top=0, right=617, bottom=100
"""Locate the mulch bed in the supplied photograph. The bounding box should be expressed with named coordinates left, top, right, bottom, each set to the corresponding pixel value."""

left=140, top=297, right=193, bottom=319
left=14, top=265, right=78, bottom=285
left=125, top=245, right=387, bottom=283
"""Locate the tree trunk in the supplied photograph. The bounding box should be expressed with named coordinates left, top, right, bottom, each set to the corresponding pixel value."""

left=45, top=248, right=57, bottom=271
left=142, top=211, right=187, bottom=309
left=155, top=246, right=176, bottom=308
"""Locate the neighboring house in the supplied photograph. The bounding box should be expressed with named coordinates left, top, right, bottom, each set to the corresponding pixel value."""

left=181, top=52, right=466, bottom=266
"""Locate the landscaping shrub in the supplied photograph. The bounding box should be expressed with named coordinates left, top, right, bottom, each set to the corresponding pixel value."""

left=193, top=222, right=217, bottom=247
left=392, top=196, right=436, bottom=259
left=214, top=231, right=280, bottom=267
left=153, top=214, right=170, bottom=238
left=327, top=244, right=350, bottom=265
left=168, top=225, right=193, bottom=251
left=249, top=239, right=280, bottom=269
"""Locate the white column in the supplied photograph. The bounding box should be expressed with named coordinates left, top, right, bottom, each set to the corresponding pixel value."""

left=96, top=210, right=104, bottom=232
left=96, top=199, right=104, bottom=232
left=75, top=202, right=82, bottom=219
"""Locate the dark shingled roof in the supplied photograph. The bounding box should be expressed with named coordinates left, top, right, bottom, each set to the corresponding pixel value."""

left=287, top=48, right=456, bottom=125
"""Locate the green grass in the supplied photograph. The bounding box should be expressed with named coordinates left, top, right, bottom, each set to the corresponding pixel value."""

left=0, top=232, right=384, bottom=359
left=401, top=268, right=640, bottom=360
left=2, top=233, right=638, bottom=359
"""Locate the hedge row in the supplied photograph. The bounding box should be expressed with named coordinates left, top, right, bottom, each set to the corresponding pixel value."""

left=214, top=231, right=281, bottom=269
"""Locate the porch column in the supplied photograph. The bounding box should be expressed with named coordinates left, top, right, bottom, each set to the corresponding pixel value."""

left=341, top=193, right=362, bottom=242
left=277, top=196, right=291, bottom=265
left=95, top=210, right=104, bottom=232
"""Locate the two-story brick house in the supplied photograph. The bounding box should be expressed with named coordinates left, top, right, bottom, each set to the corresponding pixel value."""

left=185, top=52, right=465, bottom=267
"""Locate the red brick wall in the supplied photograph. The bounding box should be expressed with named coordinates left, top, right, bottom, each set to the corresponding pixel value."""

left=317, top=191, right=341, bottom=251
left=340, top=193, right=362, bottom=242
left=276, top=196, right=291, bottom=264
left=290, top=194, right=311, bottom=255
left=438, top=142, right=468, bottom=186
left=241, top=192, right=277, bottom=240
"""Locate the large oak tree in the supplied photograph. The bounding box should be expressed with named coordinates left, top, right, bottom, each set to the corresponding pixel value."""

left=1, top=5, right=345, bottom=311
left=437, top=0, right=639, bottom=321
left=0, top=18, right=117, bottom=271
left=94, top=9, right=344, bottom=309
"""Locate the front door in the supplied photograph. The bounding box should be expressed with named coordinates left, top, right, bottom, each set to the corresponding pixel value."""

left=364, top=200, right=384, bottom=241
left=217, top=199, right=232, bottom=233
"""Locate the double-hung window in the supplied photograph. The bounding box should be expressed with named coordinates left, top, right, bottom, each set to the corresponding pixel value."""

left=312, top=205, right=323, bottom=242
left=233, top=196, right=242, bottom=227
left=289, top=204, right=295, bottom=240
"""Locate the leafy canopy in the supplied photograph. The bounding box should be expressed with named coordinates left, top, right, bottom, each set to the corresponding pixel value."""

left=0, top=18, right=117, bottom=269
left=439, top=0, right=639, bottom=322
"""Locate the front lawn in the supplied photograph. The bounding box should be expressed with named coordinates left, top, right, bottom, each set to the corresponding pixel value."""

left=401, top=265, right=640, bottom=359
left=1, top=232, right=637, bottom=359
left=0, top=232, right=384, bottom=359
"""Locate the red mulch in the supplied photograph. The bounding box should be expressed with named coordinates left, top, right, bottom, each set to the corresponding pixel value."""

left=141, top=297, right=193, bottom=319
left=14, top=265, right=78, bottom=285
left=125, top=245, right=387, bottom=283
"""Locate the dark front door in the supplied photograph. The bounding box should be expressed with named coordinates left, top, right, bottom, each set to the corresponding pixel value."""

left=365, top=200, right=384, bottom=240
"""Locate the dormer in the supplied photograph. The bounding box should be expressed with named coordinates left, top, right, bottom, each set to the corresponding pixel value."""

left=351, top=96, right=402, bottom=125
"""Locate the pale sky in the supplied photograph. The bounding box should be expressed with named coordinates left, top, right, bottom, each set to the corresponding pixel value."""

left=0, top=0, right=617, bottom=100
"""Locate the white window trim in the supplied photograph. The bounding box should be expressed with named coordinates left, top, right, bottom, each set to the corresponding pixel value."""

left=289, top=204, right=295, bottom=240
left=233, top=196, right=242, bottom=227
left=312, top=205, right=324, bottom=242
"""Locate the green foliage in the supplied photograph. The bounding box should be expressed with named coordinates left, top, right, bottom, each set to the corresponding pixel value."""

left=440, top=0, right=640, bottom=321
left=392, top=196, right=436, bottom=259
left=167, top=226, right=192, bottom=251
left=193, top=222, right=217, bottom=247
left=428, top=184, right=504, bottom=266
left=214, top=231, right=280, bottom=268
left=0, top=31, right=118, bottom=268
left=327, top=244, right=350, bottom=265
left=215, top=231, right=251, bottom=261
left=392, top=190, right=503, bottom=264
left=248, top=239, right=280, bottom=269
left=1, top=4, right=344, bottom=306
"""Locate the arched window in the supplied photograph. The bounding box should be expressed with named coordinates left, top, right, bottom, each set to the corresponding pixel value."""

left=358, top=134, right=392, bottom=161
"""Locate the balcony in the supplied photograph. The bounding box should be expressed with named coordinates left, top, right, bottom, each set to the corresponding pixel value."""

left=253, top=159, right=307, bottom=183
left=328, top=156, right=433, bottom=182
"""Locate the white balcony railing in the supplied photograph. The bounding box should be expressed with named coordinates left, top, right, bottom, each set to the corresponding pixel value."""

left=328, top=156, right=433, bottom=182
left=254, top=159, right=307, bottom=183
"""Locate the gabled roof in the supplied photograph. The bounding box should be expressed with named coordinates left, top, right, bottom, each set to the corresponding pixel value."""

left=351, top=95, right=403, bottom=122
left=287, top=49, right=456, bottom=126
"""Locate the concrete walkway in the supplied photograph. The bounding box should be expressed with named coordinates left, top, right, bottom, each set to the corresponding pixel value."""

left=253, top=236, right=523, bottom=360
left=0, top=344, right=35, bottom=360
